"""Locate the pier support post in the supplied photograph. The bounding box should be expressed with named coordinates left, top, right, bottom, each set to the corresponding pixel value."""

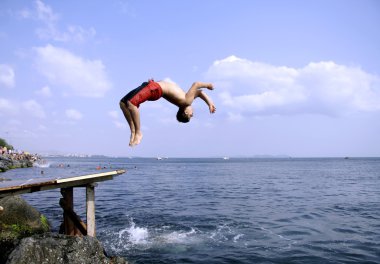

left=86, top=183, right=97, bottom=237
left=60, top=187, right=75, bottom=236
left=60, top=188, right=87, bottom=236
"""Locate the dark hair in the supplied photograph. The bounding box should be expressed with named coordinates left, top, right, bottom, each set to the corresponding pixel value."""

left=176, top=108, right=190, bottom=123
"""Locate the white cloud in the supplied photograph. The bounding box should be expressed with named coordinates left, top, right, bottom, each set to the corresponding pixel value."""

left=35, top=85, right=52, bottom=97
left=22, top=100, right=46, bottom=119
left=36, top=24, right=96, bottom=43
left=63, top=25, right=96, bottom=43
left=206, top=56, right=380, bottom=116
left=0, top=64, right=15, bottom=88
left=34, top=44, right=112, bottom=98
left=20, top=0, right=95, bottom=43
left=35, top=0, right=58, bottom=23
left=0, top=98, right=46, bottom=119
left=66, top=109, right=83, bottom=120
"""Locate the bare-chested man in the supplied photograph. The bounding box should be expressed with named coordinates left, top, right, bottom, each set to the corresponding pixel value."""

left=119, top=79, right=216, bottom=146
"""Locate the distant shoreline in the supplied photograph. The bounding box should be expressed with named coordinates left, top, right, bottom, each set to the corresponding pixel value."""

left=43, top=155, right=380, bottom=159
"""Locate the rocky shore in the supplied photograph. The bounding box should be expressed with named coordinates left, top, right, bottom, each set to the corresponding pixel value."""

left=0, top=155, right=35, bottom=173
left=0, top=194, right=127, bottom=263
left=6, top=233, right=127, bottom=264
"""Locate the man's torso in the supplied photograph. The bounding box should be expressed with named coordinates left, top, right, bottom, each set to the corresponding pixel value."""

left=158, top=81, right=187, bottom=107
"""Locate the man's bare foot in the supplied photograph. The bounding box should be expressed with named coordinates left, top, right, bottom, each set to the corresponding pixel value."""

left=129, top=133, right=135, bottom=147
left=132, top=131, right=143, bottom=146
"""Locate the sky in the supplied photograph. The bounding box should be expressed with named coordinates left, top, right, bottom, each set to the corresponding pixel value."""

left=0, top=0, right=379, bottom=157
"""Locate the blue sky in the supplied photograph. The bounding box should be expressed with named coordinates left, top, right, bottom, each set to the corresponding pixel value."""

left=1, top=0, right=379, bottom=157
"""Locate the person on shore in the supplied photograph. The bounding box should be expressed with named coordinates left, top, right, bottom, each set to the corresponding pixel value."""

left=120, top=79, right=216, bottom=146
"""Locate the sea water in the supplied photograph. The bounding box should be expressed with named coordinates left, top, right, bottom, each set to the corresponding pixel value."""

left=3, top=157, right=380, bottom=263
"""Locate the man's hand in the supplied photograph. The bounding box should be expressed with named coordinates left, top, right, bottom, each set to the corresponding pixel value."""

left=209, top=103, right=216, bottom=113
left=206, top=83, right=214, bottom=90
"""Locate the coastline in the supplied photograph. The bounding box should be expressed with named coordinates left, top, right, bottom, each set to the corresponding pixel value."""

left=0, top=153, right=39, bottom=173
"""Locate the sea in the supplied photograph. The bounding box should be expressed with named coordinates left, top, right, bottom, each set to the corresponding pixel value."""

left=2, top=157, right=380, bottom=264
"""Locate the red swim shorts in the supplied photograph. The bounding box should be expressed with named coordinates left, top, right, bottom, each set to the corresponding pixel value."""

left=121, top=80, right=163, bottom=108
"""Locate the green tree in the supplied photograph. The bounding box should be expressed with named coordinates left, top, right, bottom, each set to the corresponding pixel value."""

left=0, top=138, right=14, bottom=150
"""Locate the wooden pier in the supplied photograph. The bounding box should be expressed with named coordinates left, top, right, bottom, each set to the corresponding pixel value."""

left=0, top=170, right=126, bottom=237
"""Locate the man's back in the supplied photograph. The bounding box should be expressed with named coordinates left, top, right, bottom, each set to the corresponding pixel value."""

left=157, top=81, right=187, bottom=107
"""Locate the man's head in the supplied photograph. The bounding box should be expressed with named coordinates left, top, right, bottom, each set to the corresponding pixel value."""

left=176, top=106, right=193, bottom=123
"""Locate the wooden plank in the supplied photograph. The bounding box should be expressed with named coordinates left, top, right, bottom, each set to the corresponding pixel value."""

left=0, top=179, right=57, bottom=198
left=86, top=184, right=96, bottom=237
left=0, top=170, right=126, bottom=198
left=51, top=175, right=115, bottom=190
left=20, top=177, right=56, bottom=186
left=0, top=178, right=56, bottom=191
left=0, top=180, right=30, bottom=191
left=56, top=170, right=125, bottom=184
left=0, top=176, right=113, bottom=198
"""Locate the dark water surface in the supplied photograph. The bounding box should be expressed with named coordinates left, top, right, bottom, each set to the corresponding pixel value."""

left=3, top=157, right=380, bottom=263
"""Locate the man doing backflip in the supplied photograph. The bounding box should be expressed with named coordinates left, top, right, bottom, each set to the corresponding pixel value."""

left=120, top=79, right=216, bottom=146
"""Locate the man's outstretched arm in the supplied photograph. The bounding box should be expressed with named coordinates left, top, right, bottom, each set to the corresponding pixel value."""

left=198, top=91, right=216, bottom=113
left=184, top=82, right=214, bottom=105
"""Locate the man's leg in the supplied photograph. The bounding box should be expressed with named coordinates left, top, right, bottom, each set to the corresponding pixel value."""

left=120, top=101, right=136, bottom=146
left=127, top=101, right=143, bottom=146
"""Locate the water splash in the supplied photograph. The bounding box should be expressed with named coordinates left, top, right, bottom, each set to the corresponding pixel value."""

left=233, top=234, right=244, bottom=243
left=119, top=220, right=149, bottom=245
left=33, top=160, right=50, bottom=168
left=101, top=217, right=249, bottom=255
left=157, top=228, right=197, bottom=244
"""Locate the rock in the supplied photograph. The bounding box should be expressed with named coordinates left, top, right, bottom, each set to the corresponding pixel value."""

left=6, top=233, right=128, bottom=264
left=0, top=196, right=127, bottom=264
left=0, top=196, right=50, bottom=238
left=0, top=156, right=33, bottom=172
left=0, top=196, right=50, bottom=263
left=0, top=157, right=12, bottom=172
